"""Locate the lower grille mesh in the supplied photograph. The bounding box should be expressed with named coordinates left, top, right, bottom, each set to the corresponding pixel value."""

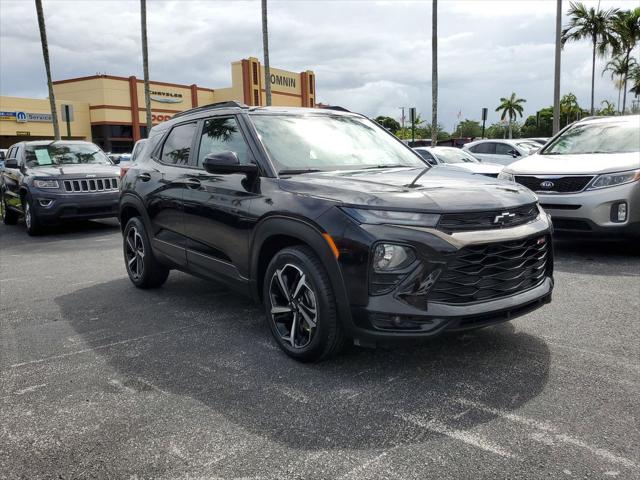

left=430, top=235, right=549, bottom=304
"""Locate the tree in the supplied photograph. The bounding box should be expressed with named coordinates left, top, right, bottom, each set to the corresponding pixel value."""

left=452, top=119, right=482, bottom=138
left=431, top=0, right=438, bottom=147
left=375, top=116, right=400, bottom=133
left=35, top=0, right=60, bottom=140
left=610, top=8, right=640, bottom=112
left=521, top=107, right=554, bottom=138
left=598, top=100, right=616, bottom=115
left=141, top=0, right=152, bottom=134
left=262, top=0, right=272, bottom=106
left=630, top=64, right=640, bottom=98
left=495, top=92, right=526, bottom=139
left=603, top=54, right=635, bottom=113
left=560, top=92, right=581, bottom=124
left=562, top=1, right=618, bottom=115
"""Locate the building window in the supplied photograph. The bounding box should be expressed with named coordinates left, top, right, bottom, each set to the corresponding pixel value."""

left=252, top=63, right=258, bottom=85
left=309, top=76, right=314, bottom=95
left=254, top=89, right=260, bottom=106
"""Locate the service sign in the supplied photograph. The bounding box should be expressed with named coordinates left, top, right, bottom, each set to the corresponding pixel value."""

left=28, top=113, right=53, bottom=123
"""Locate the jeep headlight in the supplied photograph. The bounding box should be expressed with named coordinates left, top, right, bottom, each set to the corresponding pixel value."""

left=588, top=169, right=640, bottom=190
left=341, top=207, right=440, bottom=227
left=34, top=179, right=59, bottom=189
left=498, top=171, right=515, bottom=182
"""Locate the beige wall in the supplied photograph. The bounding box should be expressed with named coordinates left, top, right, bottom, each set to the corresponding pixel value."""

left=0, top=96, right=91, bottom=141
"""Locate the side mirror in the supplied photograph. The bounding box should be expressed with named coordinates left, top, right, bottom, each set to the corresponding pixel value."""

left=4, top=158, right=18, bottom=169
left=203, top=151, right=258, bottom=175
left=111, top=157, right=120, bottom=165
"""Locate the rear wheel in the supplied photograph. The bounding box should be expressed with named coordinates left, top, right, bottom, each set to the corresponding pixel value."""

left=123, top=216, right=169, bottom=288
left=23, top=194, right=43, bottom=235
left=263, top=245, right=346, bottom=362
left=1, top=191, right=18, bottom=225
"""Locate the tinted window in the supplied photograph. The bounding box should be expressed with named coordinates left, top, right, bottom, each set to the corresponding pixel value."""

left=197, top=117, right=251, bottom=166
left=495, top=143, right=513, bottom=155
left=470, top=142, right=495, bottom=154
left=161, top=123, right=197, bottom=165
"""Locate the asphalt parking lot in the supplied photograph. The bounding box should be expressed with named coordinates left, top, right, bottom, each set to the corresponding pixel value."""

left=1, top=219, right=638, bottom=479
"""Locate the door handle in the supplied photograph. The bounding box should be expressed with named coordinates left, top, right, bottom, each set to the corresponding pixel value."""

left=137, top=172, right=151, bottom=181
left=185, top=178, right=201, bottom=189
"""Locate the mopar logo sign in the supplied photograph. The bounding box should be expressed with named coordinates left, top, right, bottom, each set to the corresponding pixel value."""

left=494, top=212, right=517, bottom=225
left=16, top=111, right=27, bottom=123
left=540, top=181, right=555, bottom=189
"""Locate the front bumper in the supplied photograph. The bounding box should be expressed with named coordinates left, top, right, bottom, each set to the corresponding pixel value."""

left=538, top=180, right=640, bottom=237
left=336, top=214, right=554, bottom=343
left=31, top=189, right=119, bottom=223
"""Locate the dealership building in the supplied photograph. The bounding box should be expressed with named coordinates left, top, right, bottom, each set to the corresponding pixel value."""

left=0, top=57, right=317, bottom=152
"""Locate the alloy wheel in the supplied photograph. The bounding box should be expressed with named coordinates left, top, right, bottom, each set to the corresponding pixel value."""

left=24, top=202, right=31, bottom=229
left=125, top=226, right=145, bottom=280
left=269, top=263, right=318, bottom=349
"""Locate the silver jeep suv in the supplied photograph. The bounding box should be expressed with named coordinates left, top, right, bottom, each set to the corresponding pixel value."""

left=499, top=115, right=640, bottom=238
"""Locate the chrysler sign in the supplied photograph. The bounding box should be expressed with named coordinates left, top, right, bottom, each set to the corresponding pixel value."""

left=149, top=90, right=183, bottom=104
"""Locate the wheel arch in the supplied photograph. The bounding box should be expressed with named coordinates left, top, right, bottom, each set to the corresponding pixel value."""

left=119, top=193, right=151, bottom=233
left=250, top=216, right=354, bottom=332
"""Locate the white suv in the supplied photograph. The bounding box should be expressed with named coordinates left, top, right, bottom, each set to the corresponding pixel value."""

left=499, top=115, right=640, bottom=238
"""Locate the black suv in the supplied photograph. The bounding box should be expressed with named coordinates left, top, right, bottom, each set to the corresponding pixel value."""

left=119, top=102, right=554, bottom=361
left=1, top=141, right=121, bottom=235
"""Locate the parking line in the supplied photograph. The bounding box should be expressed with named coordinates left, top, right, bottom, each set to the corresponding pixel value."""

left=9, top=323, right=201, bottom=369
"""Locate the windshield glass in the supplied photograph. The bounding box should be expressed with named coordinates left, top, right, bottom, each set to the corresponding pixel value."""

left=543, top=121, right=640, bottom=155
left=251, top=114, right=426, bottom=172
left=433, top=148, right=478, bottom=164
left=25, top=143, right=111, bottom=168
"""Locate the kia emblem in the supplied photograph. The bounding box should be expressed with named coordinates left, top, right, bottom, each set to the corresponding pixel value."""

left=540, top=181, right=555, bottom=189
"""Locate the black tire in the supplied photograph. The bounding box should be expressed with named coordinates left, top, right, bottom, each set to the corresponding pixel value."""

left=123, top=216, right=169, bottom=289
left=1, top=190, right=18, bottom=225
left=23, top=194, right=43, bottom=235
left=263, top=245, right=346, bottom=362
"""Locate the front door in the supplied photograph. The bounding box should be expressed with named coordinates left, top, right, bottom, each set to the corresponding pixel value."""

left=182, top=115, right=262, bottom=288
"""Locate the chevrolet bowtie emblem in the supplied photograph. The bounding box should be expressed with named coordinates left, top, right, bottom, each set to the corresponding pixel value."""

left=494, top=212, right=516, bottom=224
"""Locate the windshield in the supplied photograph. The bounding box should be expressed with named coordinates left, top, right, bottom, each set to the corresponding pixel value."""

left=251, top=114, right=426, bottom=173
left=25, top=143, right=111, bottom=168
left=433, top=148, right=478, bottom=164
left=543, top=121, right=640, bottom=155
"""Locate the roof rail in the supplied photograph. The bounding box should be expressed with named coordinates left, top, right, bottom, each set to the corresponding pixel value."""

left=171, top=101, right=248, bottom=119
left=316, top=105, right=351, bottom=112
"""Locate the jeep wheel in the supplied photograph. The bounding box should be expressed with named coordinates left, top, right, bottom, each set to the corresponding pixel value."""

left=263, top=246, right=345, bottom=362
left=23, top=195, right=43, bottom=235
left=1, top=192, right=18, bottom=225
left=123, top=216, right=169, bottom=289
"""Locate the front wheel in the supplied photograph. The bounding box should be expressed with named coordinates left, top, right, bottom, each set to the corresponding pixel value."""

left=23, top=194, right=43, bottom=235
left=123, top=217, right=169, bottom=289
left=1, top=191, right=18, bottom=225
left=263, top=245, right=346, bottom=362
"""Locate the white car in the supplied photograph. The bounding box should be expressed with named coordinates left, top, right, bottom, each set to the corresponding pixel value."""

left=463, top=139, right=540, bottom=166
left=499, top=115, right=640, bottom=238
left=414, top=146, right=503, bottom=177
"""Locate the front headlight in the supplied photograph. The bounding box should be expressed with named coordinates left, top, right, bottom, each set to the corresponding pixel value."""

left=588, top=169, right=640, bottom=190
left=341, top=207, right=440, bottom=226
left=372, top=243, right=416, bottom=271
left=34, top=179, right=59, bottom=189
left=498, top=171, right=515, bottom=182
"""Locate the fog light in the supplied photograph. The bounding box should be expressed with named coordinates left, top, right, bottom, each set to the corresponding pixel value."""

left=38, top=199, right=53, bottom=207
left=611, top=202, right=628, bottom=222
left=372, top=244, right=415, bottom=271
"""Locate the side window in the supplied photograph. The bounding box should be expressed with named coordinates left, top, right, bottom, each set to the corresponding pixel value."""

left=7, top=147, right=16, bottom=159
left=471, top=143, right=495, bottom=154
left=161, top=122, right=197, bottom=166
left=416, top=150, right=437, bottom=165
left=495, top=143, right=513, bottom=155
left=14, top=146, right=23, bottom=164
left=197, top=117, right=252, bottom=167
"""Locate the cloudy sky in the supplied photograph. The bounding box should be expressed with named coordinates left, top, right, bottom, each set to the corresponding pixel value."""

left=0, top=0, right=637, bottom=130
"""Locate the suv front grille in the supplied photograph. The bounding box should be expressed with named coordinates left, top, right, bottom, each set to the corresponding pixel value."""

left=514, top=175, right=593, bottom=193
left=63, top=177, right=119, bottom=193
left=429, top=235, right=549, bottom=304
left=437, top=204, right=538, bottom=232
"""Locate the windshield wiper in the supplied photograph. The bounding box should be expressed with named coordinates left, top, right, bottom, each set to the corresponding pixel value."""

left=362, top=164, right=413, bottom=169
left=278, top=168, right=323, bottom=175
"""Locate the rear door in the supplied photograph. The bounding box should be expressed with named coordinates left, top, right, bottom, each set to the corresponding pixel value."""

left=468, top=142, right=497, bottom=163
left=141, top=122, right=198, bottom=267
left=182, top=115, right=262, bottom=288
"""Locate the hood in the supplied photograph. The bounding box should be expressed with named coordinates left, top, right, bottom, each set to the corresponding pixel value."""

left=279, top=167, right=537, bottom=212
left=506, top=152, right=640, bottom=175
left=28, top=163, right=120, bottom=178
left=444, top=162, right=503, bottom=174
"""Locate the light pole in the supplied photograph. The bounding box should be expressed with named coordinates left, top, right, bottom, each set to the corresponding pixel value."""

left=553, top=0, right=562, bottom=135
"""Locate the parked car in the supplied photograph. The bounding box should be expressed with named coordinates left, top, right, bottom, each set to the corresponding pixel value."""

left=527, top=137, right=550, bottom=146
left=499, top=115, right=640, bottom=238
left=0, top=148, right=7, bottom=170
left=414, top=146, right=503, bottom=177
left=0, top=140, right=121, bottom=235
left=463, top=139, right=540, bottom=165
left=119, top=102, right=554, bottom=361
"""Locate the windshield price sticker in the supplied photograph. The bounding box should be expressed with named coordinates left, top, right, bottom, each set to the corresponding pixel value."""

left=34, top=149, right=53, bottom=166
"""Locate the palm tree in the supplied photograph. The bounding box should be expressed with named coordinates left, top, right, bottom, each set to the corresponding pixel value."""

left=560, top=92, right=580, bottom=125
left=495, top=93, right=526, bottom=139
left=141, top=0, right=152, bottom=133
left=603, top=55, right=636, bottom=113
left=610, top=8, right=640, bottom=112
left=262, top=0, right=272, bottom=106
left=630, top=64, right=640, bottom=98
left=431, top=0, right=438, bottom=147
left=562, top=2, right=618, bottom=115
left=599, top=100, right=616, bottom=115
left=34, top=0, right=60, bottom=140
